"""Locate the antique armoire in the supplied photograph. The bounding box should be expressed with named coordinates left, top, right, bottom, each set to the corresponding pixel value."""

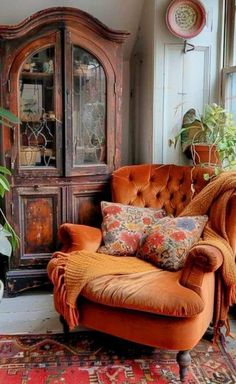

left=0, top=7, right=129, bottom=295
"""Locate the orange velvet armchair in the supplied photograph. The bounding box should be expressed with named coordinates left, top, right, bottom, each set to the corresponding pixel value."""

left=49, top=164, right=236, bottom=382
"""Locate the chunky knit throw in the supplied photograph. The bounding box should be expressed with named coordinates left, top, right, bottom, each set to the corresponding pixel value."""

left=179, top=171, right=236, bottom=334
left=47, top=251, right=156, bottom=329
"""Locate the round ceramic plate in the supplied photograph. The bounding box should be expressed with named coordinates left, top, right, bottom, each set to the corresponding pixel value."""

left=166, top=0, right=206, bottom=39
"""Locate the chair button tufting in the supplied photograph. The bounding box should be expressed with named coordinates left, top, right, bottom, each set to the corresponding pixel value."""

left=137, top=190, right=142, bottom=197
left=128, top=174, right=133, bottom=181
left=182, top=195, right=187, bottom=202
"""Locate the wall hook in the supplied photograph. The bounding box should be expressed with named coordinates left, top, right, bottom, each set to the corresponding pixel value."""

left=183, top=40, right=195, bottom=54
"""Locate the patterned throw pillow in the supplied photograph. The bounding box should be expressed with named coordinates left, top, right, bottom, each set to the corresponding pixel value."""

left=137, top=215, right=208, bottom=271
left=97, top=201, right=167, bottom=256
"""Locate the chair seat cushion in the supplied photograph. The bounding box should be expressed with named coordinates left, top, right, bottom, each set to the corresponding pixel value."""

left=81, top=268, right=204, bottom=318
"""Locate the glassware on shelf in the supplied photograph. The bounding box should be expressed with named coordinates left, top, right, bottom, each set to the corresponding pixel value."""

left=19, top=47, right=56, bottom=168
left=72, top=46, right=106, bottom=166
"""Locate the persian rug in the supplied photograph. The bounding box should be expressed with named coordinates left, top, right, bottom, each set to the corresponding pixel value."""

left=0, top=331, right=235, bottom=384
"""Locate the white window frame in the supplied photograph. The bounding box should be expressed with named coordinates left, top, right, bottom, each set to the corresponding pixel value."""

left=222, top=0, right=236, bottom=110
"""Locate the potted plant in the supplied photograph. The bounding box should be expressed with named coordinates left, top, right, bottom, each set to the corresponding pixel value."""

left=170, top=103, right=236, bottom=176
left=0, top=107, right=20, bottom=301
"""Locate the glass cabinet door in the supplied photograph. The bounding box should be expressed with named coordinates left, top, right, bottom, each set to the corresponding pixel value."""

left=19, top=47, right=57, bottom=169
left=72, top=46, right=106, bottom=166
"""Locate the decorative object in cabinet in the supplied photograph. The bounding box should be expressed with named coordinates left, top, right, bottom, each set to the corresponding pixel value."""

left=0, top=7, right=129, bottom=295
left=19, top=47, right=57, bottom=168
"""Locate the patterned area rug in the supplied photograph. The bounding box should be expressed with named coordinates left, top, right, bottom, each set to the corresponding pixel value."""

left=0, top=331, right=235, bottom=383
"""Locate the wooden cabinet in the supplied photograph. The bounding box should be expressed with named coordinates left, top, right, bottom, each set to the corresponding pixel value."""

left=0, top=8, right=128, bottom=295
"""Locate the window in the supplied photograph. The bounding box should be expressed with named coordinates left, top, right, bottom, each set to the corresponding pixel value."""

left=222, top=0, right=236, bottom=120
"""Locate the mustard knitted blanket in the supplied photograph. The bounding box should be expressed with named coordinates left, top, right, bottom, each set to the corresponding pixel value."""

left=47, top=251, right=156, bottom=329
left=179, top=171, right=236, bottom=334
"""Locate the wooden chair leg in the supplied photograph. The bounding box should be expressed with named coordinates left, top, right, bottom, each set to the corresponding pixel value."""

left=176, top=350, right=191, bottom=382
left=60, top=315, right=70, bottom=335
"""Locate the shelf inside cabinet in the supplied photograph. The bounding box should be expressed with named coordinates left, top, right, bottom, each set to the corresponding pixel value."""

left=21, top=119, right=56, bottom=123
left=21, top=72, right=53, bottom=78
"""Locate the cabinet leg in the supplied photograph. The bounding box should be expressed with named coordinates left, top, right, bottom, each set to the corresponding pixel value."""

left=60, top=315, right=70, bottom=335
left=176, top=350, right=191, bottom=382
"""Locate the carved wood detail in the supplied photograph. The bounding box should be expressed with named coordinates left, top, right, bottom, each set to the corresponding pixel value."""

left=0, top=7, right=130, bottom=42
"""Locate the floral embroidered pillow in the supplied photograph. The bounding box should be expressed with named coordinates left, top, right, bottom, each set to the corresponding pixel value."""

left=97, top=201, right=167, bottom=256
left=137, top=215, right=208, bottom=271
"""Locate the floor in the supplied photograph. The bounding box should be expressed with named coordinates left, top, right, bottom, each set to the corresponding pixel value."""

left=0, top=290, right=63, bottom=334
left=0, top=288, right=236, bottom=337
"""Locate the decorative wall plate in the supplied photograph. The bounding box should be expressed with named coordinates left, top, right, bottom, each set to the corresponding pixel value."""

left=166, top=0, right=206, bottom=39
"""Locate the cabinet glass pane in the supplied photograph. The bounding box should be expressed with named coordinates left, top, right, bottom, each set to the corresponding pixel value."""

left=73, top=46, right=106, bottom=165
left=19, top=47, right=56, bottom=168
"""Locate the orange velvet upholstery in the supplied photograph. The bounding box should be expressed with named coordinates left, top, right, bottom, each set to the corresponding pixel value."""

left=82, top=269, right=205, bottom=317
left=111, top=164, right=213, bottom=216
left=79, top=272, right=215, bottom=351
left=58, top=223, right=102, bottom=253
left=53, top=164, right=231, bottom=382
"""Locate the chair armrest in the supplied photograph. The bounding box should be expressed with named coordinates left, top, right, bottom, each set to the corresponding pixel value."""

left=180, top=245, right=223, bottom=296
left=58, top=223, right=102, bottom=253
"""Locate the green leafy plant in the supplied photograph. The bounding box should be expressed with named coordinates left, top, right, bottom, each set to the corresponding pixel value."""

left=0, top=108, right=20, bottom=257
left=0, top=107, right=21, bottom=126
left=170, top=103, right=236, bottom=178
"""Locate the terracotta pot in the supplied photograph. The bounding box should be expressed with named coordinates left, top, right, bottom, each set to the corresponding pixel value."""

left=191, top=144, right=221, bottom=166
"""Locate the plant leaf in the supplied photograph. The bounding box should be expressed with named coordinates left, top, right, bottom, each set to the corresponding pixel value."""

left=3, top=222, right=20, bottom=251
left=0, top=185, right=5, bottom=198
left=0, top=108, right=20, bottom=124
left=214, top=167, right=221, bottom=176
left=0, top=166, right=11, bottom=175
left=203, top=173, right=210, bottom=181
left=0, top=174, right=10, bottom=192
left=0, top=227, right=12, bottom=257
left=0, top=119, right=13, bottom=127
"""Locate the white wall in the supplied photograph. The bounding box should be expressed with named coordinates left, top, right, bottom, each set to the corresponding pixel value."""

left=154, top=0, right=223, bottom=164
left=130, top=0, right=156, bottom=164
left=122, top=61, right=131, bottom=165
left=0, top=0, right=144, bottom=60
left=132, top=0, right=223, bottom=165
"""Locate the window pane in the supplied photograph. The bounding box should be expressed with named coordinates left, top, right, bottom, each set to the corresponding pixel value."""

left=73, top=46, right=106, bottom=166
left=225, top=71, right=236, bottom=121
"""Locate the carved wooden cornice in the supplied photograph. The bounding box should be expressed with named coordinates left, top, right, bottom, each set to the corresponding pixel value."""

left=0, top=7, right=130, bottom=43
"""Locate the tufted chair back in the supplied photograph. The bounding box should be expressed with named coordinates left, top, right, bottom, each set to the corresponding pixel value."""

left=112, top=164, right=213, bottom=216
